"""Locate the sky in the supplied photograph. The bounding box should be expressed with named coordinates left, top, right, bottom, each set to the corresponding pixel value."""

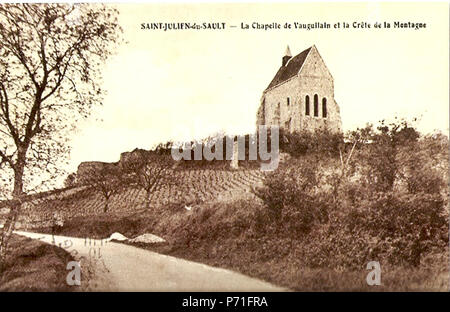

left=68, top=2, right=449, bottom=172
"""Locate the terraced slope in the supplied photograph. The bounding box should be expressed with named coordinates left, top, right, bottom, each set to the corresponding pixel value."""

left=15, top=169, right=265, bottom=229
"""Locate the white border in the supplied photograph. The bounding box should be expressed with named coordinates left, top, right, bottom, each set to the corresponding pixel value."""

left=1, top=0, right=449, bottom=4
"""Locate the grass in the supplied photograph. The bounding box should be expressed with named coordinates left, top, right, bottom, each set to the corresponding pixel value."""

left=33, top=201, right=449, bottom=292
left=0, top=234, right=76, bottom=291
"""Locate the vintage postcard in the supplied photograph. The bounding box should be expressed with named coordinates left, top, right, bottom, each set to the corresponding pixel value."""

left=0, top=0, right=448, bottom=300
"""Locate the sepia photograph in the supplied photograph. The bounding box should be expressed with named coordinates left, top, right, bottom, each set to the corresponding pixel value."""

left=0, top=0, right=448, bottom=300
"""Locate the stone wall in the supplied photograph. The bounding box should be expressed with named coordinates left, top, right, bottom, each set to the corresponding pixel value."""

left=263, top=76, right=300, bottom=131
left=297, top=46, right=342, bottom=132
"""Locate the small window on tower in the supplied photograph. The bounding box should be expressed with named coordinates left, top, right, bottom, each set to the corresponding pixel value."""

left=322, top=98, right=327, bottom=118
left=305, top=95, right=310, bottom=116
left=287, top=97, right=290, bottom=108
left=274, top=102, right=280, bottom=125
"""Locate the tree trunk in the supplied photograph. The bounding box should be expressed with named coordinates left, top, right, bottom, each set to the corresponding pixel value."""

left=0, top=157, right=26, bottom=273
left=0, top=203, right=19, bottom=273
left=104, top=200, right=109, bottom=213
left=12, top=145, right=27, bottom=197
left=145, top=191, right=151, bottom=210
left=13, top=165, right=25, bottom=198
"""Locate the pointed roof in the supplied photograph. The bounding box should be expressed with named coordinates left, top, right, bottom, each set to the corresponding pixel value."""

left=285, top=45, right=292, bottom=57
left=265, top=46, right=312, bottom=91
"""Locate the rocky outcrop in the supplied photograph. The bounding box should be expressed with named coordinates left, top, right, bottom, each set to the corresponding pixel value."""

left=77, top=161, right=119, bottom=180
left=76, top=148, right=152, bottom=180
left=119, top=148, right=150, bottom=169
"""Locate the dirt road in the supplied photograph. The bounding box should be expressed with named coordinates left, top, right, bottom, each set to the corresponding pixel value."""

left=14, top=231, right=286, bottom=292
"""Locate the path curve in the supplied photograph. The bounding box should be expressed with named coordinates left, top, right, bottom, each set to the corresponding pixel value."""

left=14, top=231, right=286, bottom=292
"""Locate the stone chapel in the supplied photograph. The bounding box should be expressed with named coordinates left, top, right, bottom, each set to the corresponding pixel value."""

left=256, top=45, right=342, bottom=133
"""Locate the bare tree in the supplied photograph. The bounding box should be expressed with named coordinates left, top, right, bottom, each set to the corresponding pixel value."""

left=0, top=3, right=122, bottom=270
left=79, top=165, right=122, bottom=213
left=125, top=153, right=176, bottom=210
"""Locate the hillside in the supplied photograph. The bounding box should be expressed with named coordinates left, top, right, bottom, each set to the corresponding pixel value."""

left=2, top=124, right=448, bottom=291
left=0, top=234, right=76, bottom=291
left=12, top=168, right=265, bottom=230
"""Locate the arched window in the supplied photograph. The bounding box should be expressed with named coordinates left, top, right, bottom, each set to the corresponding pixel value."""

left=314, top=94, right=319, bottom=117
left=322, top=98, right=327, bottom=118
left=305, top=95, right=310, bottom=116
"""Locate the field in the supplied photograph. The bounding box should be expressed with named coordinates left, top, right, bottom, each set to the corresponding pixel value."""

left=13, top=168, right=264, bottom=229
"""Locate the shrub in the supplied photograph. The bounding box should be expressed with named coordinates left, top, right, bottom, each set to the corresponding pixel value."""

left=342, top=191, right=447, bottom=266
left=253, top=119, right=448, bottom=268
left=348, top=119, right=421, bottom=193
left=396, top=136, right=447, bottom=195
left=279, top=127, right=343, bottom=158
left=253, top=157, right=329, bottom=235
